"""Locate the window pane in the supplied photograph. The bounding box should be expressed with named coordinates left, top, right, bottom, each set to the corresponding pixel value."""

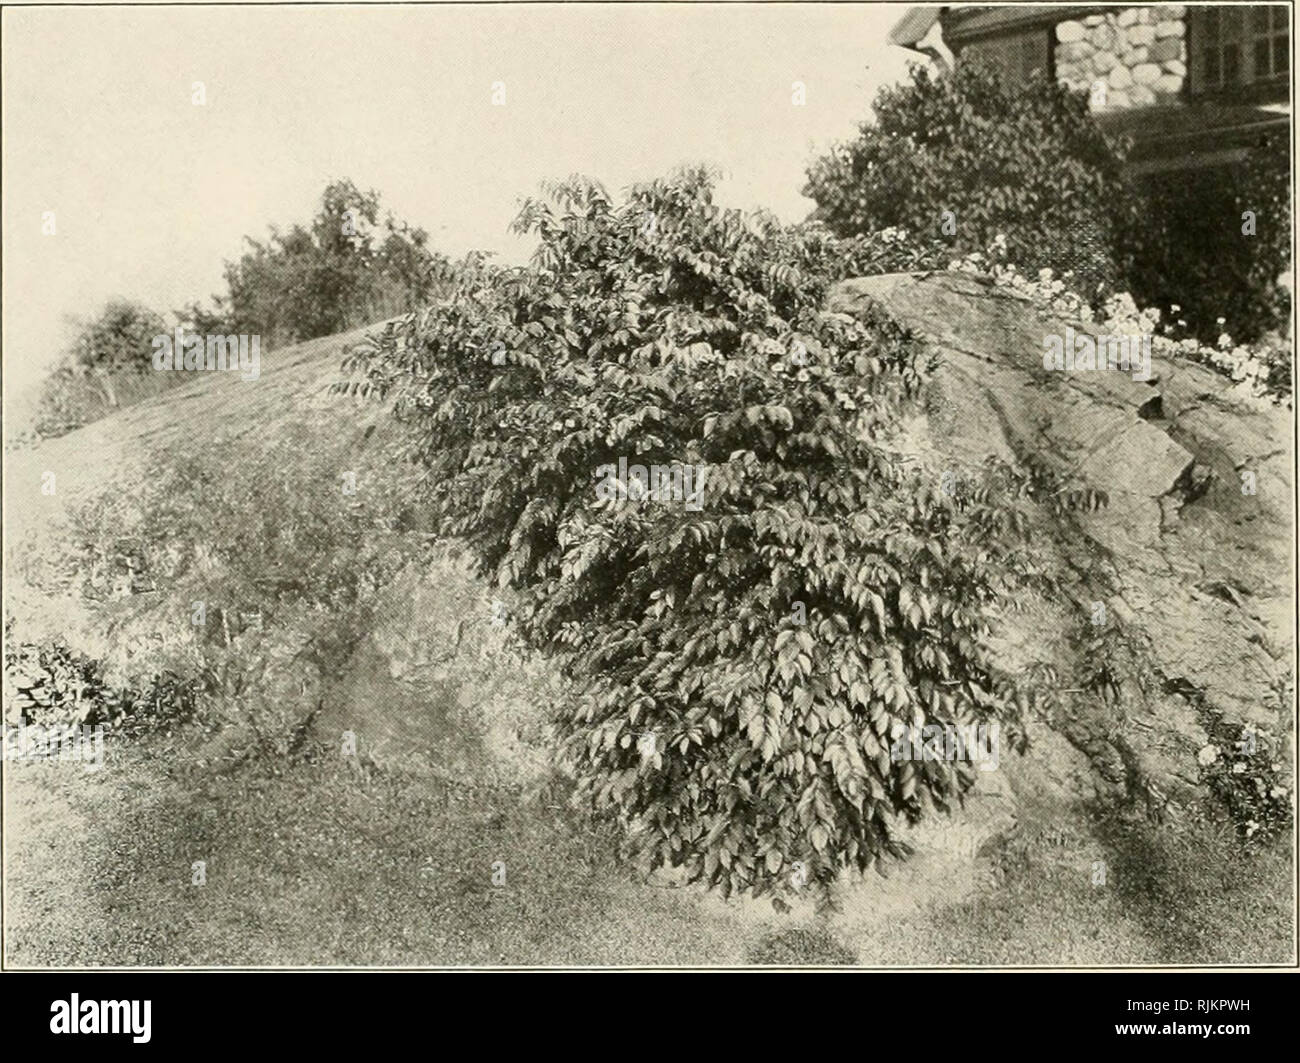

left=1274, top=7, right=1288, bottom=29
left=1274, top=36, right=1287, bottom=74
left=1255, top=39, right=1270, bottom=79
left=1206, top=49, right=1221, bottom=84
left=1253, top=7, right=1271, bottom=32
left=1204, top=8, right=1220, bottom=33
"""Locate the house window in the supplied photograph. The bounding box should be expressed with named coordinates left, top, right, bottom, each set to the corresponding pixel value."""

left=1191, top=6, right=1289, bottom=93
left=1251, top=6, right=1290, bottom=80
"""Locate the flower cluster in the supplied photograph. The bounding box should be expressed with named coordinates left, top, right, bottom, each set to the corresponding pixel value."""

left=947, top=238, right=1291, bottom=404
left=1196, top=726, right=1293, bottom=845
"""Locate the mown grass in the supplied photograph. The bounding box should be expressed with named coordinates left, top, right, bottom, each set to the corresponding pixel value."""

left=9, top=730, right=1289, bottom=967
left=5, top=730, right=749, bottom=966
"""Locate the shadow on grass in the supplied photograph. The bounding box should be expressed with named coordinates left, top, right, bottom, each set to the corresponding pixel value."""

left=834, top=802, right=1292, bottom=966
left=746, top=926, right=858, bottom=966
left=1092, top=808, right=1293, bottom=965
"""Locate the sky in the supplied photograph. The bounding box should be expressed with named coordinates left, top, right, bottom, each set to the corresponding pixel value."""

left=3, top=2, right=921, bottom=415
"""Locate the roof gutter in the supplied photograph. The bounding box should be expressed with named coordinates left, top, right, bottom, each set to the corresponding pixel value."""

left=888, top=6, right=954, bottom=72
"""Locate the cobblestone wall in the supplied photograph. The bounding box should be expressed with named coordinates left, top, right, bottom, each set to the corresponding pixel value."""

left=1055, top=5, right=1187, bottom=111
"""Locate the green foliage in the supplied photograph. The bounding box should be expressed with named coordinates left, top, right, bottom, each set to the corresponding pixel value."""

left=189, top=179, right=455, bottom=348
left=34, top=300, right=172, bottom=438
left=1128, top=131, right=1292, bottom=343
left=3, top=619, right=200, bottom=737
left=803, top=62, right=1139, bottom=298
left=1198, top=713, right=1293, bottom=847
left=344, top=168, right=1037, bottom=898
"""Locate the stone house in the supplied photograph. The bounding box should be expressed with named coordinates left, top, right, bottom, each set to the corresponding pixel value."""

left=889, top=5, right=1290, bottom=175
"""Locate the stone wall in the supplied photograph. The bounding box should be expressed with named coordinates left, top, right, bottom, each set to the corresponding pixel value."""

left=1055, top=5, right=1187, bottom=111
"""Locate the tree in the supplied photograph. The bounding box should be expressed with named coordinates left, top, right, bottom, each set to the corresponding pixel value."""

left=63, top=299, right=168, bottom=408
left=208, top=179, right=453, bottom=348
left=30, top=300, right=170, bottom=437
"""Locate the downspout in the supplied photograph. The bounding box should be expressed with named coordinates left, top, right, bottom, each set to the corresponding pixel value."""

left=915, top=15, right=955, bottom=73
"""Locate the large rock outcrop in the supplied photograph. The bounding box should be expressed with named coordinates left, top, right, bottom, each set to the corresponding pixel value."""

left=830, top=271, right=1293, bottom=813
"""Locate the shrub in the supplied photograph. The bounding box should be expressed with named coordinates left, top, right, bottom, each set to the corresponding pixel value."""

left=343, top=168, right=1041, bottom=899
left=803, top=62, right=1139, bottom=299
left=1197, top=714, right=1293, bottom=847
left=2, top=620, right=200, bottom=737
left=21, top=434, right=431, bottom=757
left=1127, top=130, right=1292, bottom=344
left=54, top=439, right=416, bottom=620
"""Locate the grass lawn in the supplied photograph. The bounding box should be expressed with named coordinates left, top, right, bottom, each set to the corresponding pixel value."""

left=7, top=728, right=1290, bottom=966
left=5, top=730, right=750, bottom=966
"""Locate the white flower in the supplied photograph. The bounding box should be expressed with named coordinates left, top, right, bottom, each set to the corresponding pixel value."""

left=1218, top=333, right=1234, bottom=350
left=1197, top=744, right=1220, bottom=766
left=1232, top=761, right=1247, bottom=774
left=1110, top=292, right=1138, bottom=317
